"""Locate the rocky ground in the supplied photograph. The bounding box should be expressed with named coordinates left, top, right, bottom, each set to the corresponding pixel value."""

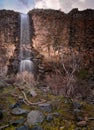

left=0, top=78, right=94, bottom=130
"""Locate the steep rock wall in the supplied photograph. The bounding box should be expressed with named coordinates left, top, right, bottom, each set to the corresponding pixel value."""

left=29, top=9, right=69, bottom=62
left=29, top=9, right=94, bottom=74
left=0, top=9, right=94, bottom=77
left=68, top=9, right=94, bottom=49
left=0, top=10, right=19, bottom=76
left=68, top=9, right=94, bottom=72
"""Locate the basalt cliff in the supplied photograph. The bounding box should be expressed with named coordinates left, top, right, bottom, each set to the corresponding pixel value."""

left=0, top=8, right=94, bottom=79
left=0, top=9, right=94, bottom=130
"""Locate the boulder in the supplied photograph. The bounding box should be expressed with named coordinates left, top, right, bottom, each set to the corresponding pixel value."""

left=27, top=110, right=44, bottom=125
left=11, top=108, right=29, bottom=115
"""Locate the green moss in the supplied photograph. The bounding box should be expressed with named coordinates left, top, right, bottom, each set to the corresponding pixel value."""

left=0, top=84, right=94, bottom=130
left=3, top=86, right=14, bottom=94
left=5, top=125, right=16, bottom=130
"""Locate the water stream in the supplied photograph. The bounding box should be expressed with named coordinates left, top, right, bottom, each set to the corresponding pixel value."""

left=19, top=13, right=33, bottom=73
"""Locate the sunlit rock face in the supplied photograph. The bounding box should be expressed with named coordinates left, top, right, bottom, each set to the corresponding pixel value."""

left=29, top=9, right=69, bottom=61
left=29, top=9, right=94, bottom=71
left=0, top=10, right=19, bottom=76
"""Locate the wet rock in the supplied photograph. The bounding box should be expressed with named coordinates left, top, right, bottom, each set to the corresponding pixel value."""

left=0, top=110, right=3, bottom=120
left=32, top=126, right=43, bottom=130
left=46, top=114, right=53, bottom=122
left=11, top=108, right=29, bottom=115
left=77, top=121, right=87, bottom=127
left=16, top=125, right=29, bottom=130
left=27, top=110, right=44, bottom=125
left=38, top=103, right=52, bottom=112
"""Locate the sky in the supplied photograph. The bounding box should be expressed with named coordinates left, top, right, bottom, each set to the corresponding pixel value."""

left=0, top=0, right=94, bottom=13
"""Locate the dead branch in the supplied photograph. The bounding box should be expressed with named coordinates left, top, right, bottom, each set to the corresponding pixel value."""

left=60, top=49, right=80, bottom=96
left=10, top=93, right=18, bottom=97
left=21, top=91, right=46, bottom=105
left=61, top=54, right=69, bottom=75
left=22, top=99, right=30, bottom=105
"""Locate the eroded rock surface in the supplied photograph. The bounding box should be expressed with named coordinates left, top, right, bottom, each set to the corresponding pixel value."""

left=0, top=10, right=19, bottom=76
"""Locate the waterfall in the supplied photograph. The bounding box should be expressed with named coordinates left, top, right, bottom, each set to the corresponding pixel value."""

left=19, top=13, right=33, bottom=73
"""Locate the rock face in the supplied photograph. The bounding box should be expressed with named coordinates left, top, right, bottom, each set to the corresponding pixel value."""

left=29, top=8, right=94, bottom=75
left=30, top=8, right=94, bottom=50
left=0, top=10, right=19, bottom=76
left=29, top=9, right=68, bottom=61
left=0, top=8, right=94, bottom=76
left=68, top=8, right=94, bottom=49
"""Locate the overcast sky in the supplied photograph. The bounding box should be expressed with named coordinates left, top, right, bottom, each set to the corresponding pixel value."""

left=0, top=0, right=94, bottom=13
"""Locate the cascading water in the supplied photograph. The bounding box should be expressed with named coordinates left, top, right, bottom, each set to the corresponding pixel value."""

left=19, top=13, right=33, bottom=73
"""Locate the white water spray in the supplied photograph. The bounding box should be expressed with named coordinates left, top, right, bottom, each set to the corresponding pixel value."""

left=19, top=13, right=33, bottom=73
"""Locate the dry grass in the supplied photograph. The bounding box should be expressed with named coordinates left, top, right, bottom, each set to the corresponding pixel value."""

left=16, top=71, right=35, bottom=88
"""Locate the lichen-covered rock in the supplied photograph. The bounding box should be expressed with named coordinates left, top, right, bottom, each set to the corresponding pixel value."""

left=27, top=110, right=44, bottom=125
